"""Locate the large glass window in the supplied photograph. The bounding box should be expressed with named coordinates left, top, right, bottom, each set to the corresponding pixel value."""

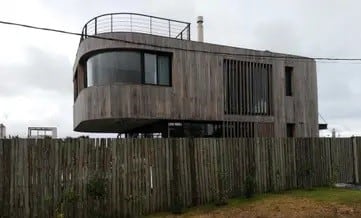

left=86, top=51, right=171, bottom=87
left=158, top=55, right=170, bottom=85
left=144, top=53, right=171, bottom=85
left=144, top=53, right=157, bottom=84
left=87, top=51, right=142, bottom=86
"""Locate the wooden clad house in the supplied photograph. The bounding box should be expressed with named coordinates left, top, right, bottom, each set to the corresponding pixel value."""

left=73, top=13, right=319, bottom=137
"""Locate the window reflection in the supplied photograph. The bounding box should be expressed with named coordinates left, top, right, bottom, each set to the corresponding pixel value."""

left=86, top=51, right=171, bottom=87
left=144, top=53, right=157, bottom=84
left=87, top=51, right=142, bottom=86
left=158, top=55, right=170, bottom=85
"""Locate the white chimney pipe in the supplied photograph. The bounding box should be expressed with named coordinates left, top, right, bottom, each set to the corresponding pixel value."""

left=197, top=16, right=204, bottom=42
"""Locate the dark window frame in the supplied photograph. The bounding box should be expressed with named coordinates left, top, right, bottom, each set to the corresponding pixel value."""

left=73, top=71, right=78, bottom=101
left=285, top=66, right=293, bottom=96
left=84, top=49, right=172, bottom=88
left=286, top=123, right=295, bottom=137
left=142, top=51, right=172, bottom=86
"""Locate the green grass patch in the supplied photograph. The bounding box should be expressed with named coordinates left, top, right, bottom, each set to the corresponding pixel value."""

left=147, top=193, right=279, bottom=217
left=286, top=187, right=361, bottom=205
left=146, top=187, right=361, bottom=217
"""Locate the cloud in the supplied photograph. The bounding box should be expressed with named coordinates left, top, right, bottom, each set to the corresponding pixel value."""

left=0, top=47, right=72, bottom=97
left=1, top=0, right=361, bottom=137
left=0, top=47, right=75, bottom=137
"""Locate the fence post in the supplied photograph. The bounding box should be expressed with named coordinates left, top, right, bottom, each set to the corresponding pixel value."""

left=188, top=138, right=198, bottom=205
left=352, top=137, right=359, bottom=184
left=170, top=138, right=182, bottom=212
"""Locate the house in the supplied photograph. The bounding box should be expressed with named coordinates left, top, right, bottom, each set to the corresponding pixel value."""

left=73, top=13, right=319, bottom=137
left=28, top=127, right=57, bottom=139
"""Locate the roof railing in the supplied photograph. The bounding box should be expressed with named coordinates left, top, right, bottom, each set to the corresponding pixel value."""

left=80, top=13, right=191, bottom=41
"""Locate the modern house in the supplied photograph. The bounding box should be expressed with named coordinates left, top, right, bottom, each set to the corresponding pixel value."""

left=73, top=13, right=319, bottom=137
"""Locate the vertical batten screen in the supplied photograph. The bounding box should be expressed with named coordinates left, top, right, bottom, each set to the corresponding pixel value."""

left=223, top=59, right=273, bottom=116
left=222, top=121, right=255, bottom=138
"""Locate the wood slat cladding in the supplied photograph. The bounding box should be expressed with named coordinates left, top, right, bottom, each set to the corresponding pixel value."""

left=74, top=64, right=87, bottom=101
left=73, top=32, right=318, bottom=137
left=222, top=121, right=255, bottom=138
left=222, top=121, right=275, bottom=137
left=255, top=123, right=275, bottom=137
left=223, top=59, right=272, bottom=116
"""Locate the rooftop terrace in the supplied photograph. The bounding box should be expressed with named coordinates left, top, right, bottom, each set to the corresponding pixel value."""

left=80, top=13, right=191, bottom=41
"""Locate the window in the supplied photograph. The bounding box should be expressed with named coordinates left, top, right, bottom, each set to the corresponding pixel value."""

left=285, top=66, right=293, bottom=96
left=74, top=73, right=78, bottom=101
left=86, top=51, right=171, bottom=87
left=87, top=51, right=142, bottom=86
left=286, top=123, right=295, bottom=137
left=158, top=56, right=171, bottom=85
left=144, top=53, right=157, bottom=84
left=144, top=53, right=171, bottom=86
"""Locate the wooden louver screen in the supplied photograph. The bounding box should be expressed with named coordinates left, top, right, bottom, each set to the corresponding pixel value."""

left=223, top=59, right=273, bottom=116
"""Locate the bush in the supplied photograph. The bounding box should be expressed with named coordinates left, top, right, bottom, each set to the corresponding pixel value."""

left=171, top=201, right=184, bottom=214
left=86, top=177, right=107, bottom=200
left=86, top=176, right=109, bottom=218
left=55, top=188, right=79, bottom=218
left=244, top=175, right=256, bottom=198
left=63, top=189, right=79, bottom=203
left=215, top=170, right=229, bottom=206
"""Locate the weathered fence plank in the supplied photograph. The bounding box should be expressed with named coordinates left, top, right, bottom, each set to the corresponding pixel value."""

left=0, top=137, right=360, bottom=217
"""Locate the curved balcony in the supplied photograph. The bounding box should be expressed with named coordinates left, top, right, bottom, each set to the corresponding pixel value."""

left=80, top=13, right=191, bottom=41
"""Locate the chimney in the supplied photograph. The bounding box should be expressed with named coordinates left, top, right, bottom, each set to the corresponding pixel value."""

left=332, top=128, right=336, bottom=138
left=197, top=16, right=204, bottom=42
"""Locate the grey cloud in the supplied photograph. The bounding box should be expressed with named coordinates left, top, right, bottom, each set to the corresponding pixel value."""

left=2, top=0, right=361, bottom=136
left=0, top=47, right=72, bottom=97
left=252, top=21, right=301, bottom=53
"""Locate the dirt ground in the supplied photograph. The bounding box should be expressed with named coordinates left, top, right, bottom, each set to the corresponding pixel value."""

left=193, top=196, right=361, bottom=218
left=151, top=194, right=361, bottom=218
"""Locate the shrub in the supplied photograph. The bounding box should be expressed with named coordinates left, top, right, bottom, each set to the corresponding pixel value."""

left=244, top=175, right=256, bottom=198
left=215, top=169, right=229, bottom=206
left=55, top=188, right=79, bottom=218
left=86, top=175, right=109, bottom=218
left=86, top=177, right=107, bottom=200
left=171, top=201, right=184, bottom=214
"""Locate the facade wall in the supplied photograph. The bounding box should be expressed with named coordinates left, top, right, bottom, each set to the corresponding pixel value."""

left=73, top=32, right=318, bottom=137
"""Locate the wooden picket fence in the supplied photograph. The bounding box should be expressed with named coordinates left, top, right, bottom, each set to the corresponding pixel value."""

left=0, top=137, right=360, bottom=217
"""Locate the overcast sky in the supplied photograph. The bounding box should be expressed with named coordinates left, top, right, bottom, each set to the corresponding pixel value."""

left=0, top=0, right=360, bottom=137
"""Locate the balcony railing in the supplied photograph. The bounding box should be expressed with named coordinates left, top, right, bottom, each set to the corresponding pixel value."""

left=81, top=13, right=191, bottom=41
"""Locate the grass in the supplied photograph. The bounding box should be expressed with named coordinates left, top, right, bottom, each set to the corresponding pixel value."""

left=288, top=187, right=361, bottom=205
left=147, top=187, right=361, bottom=217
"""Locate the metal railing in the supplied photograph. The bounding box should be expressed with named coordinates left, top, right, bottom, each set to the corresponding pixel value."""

left=80, top=13, right=191, bottom=41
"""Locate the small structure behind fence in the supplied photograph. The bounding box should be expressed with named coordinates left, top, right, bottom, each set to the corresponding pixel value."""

left=0, top=137, right=360, bottom=217
left=0, top=124, right=6, bottom=139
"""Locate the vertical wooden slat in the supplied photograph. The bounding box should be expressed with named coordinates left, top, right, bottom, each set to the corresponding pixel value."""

left=1, top=137, right=361, bottom=217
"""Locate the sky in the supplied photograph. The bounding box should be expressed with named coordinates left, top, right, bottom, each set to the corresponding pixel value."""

left=0, top=0, right=360, bottom=137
